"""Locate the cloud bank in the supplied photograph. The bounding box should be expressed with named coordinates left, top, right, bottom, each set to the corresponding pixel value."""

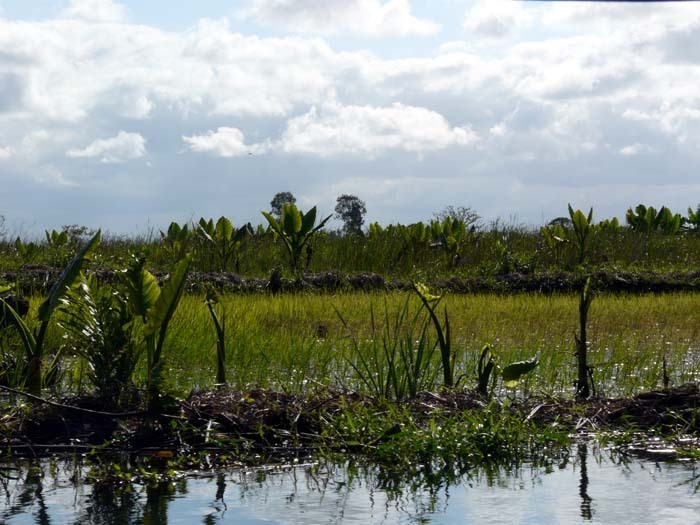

left=0, top=0, right=699, bottom=233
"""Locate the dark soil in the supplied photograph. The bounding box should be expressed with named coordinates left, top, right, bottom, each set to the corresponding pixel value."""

left=4, top=267, right=700, bottom=296
left=2, top=384, right=699, bottom=458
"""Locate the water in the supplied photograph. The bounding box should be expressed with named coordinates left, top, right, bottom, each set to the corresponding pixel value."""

left=2, top=445, right=699, bottom=524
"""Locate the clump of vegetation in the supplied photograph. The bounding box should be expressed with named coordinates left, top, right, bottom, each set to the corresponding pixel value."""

left=262, top=203, right=331, bottom=272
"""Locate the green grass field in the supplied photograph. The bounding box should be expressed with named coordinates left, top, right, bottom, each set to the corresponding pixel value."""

left=45, top=290, right=697, bottom=399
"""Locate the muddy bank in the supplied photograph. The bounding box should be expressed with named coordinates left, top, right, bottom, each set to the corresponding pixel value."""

left=1, top=384, right=699, bottom=459
left=3, top=266, right=700, bottom=296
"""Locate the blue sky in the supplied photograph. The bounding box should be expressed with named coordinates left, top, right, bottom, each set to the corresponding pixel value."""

left=1, top=0, right=700, bottom=236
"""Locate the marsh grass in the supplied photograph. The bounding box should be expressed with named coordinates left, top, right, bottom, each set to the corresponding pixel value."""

left=33, top=291, right=700, bottom=399
left=4, top=225, right=700, bottom=278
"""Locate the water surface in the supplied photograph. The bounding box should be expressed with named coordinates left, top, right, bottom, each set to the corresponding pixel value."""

left=2, top=446, right=699, bottom=524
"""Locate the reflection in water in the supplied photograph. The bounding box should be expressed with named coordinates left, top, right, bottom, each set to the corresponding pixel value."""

left=1, top=450, right=700, bottom=524
left=578, top=443, right=593, bottom=521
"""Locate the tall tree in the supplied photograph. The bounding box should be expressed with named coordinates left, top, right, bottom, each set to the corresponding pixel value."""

left=433, top=205, right=481, bottom=231
left=270, top=192, right=296, bottom=219
left=335, top=194, right=367, bottom=235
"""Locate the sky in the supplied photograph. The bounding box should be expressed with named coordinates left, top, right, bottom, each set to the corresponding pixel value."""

left=1, top=0, right=700, bottom=236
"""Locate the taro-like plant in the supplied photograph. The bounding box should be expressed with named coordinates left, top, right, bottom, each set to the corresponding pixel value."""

left=568, top=204, right=594, bottom=264
left=686, top=204, right=700, bottom=232
left=160, top=221, right=190, bottom=262
left=414, top=283, right=455, bottom=388
left=45, top=229, right=68, bottom=248
left=477, top=345, right=495, bottom=396
left=476, top=344, right=538, bottom=398
left=0, top=231, right=101, bottom=396
left=125, top=254, right=191, bottom=407
left=430, top=218, right=467, bottom=267
left=14, top=237, right=39, bottom=264
left=596, top=217, right=621, bottom=232
left=501, top=358, right=539, bottom=388
left=576, top=277, right=594, bottom=400
left=626, top=204, right=681, bottom=235
left=59, top=275, right=138, bottom=404
left=204, top=285, right=227, bottom=385
left=198, top=217, right=250, bottom=273
left=397, top=222, right=431, bottom=264
left=540, top=223, right=569, bottom=267
left=262, top=204, right=331, bottom=272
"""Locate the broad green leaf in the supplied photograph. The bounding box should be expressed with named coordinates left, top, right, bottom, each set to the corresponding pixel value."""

left=502, top=357, right=538, bottom=388
left=0, top=299, right=37, bottom=358
left=300, top=206, right=317, bottom=236
left=572, top=210, right=588, bottom=234
left=126, top=257, right=161, bottom=320
left=38, top=230, right=101, bottom=322
left=232, top=224, right=249, bottom=243
left=198, top=218, right=214, bottom=237
left=261, top=212, right=282, bottom=235
left=145, top=255, right=191, bottom=337
left=282, top=203, right=302, bottom=234
left=215, top=216, right=233, bottom=241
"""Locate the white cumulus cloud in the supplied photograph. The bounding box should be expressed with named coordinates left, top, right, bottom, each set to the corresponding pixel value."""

left=278, top=102, right=477, bottom=157
left=244, top=0, right=440, bottom=37
left=60, top=0, right=129, bottom=23
left=0, top=146, right=12, bottom=159
left=183, top=127, right=270, bottom=157
left=620, top=143, right=655, bottom=156
left=463, top=0, right=532, bottom=39
left=66, top=131, right=146, bottom=163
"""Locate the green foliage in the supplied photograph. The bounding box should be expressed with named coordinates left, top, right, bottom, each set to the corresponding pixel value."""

left=160, top=221, right=190, bottom=263
left=197, top=217, right=250, bottom=272
left=338, top=295, right=439, bottom=401
left=540, top=223, right=569, bottom=267
left=334, top=194, right=367, bottom=235
left=204, top=285, right=227, bottom=385
left=568, top=204, right=594, bottom=264
left=0, top=230, right=101, bottom=396
left=414, top=283, right=455, bottom=388
left=262, top=204, right=331, bottom=272
left=597, top=217, right=621, bottom=231
left=269, top=191, right=296, bottom=218
left=325, top=403, right=568, bottom=474
left=477, top=345, right=494, bottom=396
left=686, top=204, right=700, bottom=232
left=125, top=254, right=191, bottom=407
left=626, top=204, right=682, bottom=235
left=59, top=275, right=139, bottom=404
left=45, top=229, right=68, bottom=248
left=576, top=277, right=594, bottom=400
left=476, top=344, right=538, bottom=395
left=14, top=237, right=39, bottom=264
left=501, top=357, right=538, bottom=388
left=430, top=218, right=467, bottom=267
left=45, top=229, right=70, bottom=267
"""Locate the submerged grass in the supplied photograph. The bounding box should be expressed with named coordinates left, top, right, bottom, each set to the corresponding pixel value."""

left=31, top=290, right=700, bottom=400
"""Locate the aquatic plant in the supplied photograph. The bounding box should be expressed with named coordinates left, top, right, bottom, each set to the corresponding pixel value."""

left=568, top=204, right=594, bottom=265
left=0, top=231, right=100, bottom=396
left=125, top=254, right=191, bottom=408
left=576, top=277, right=594, bottom=399
left=204, top=285, right=227, bottom=385
left=262, top=204, right=331, bottom=272
left=414, top=283, right=455, bottom=389
left=197, top=216, right=250, bottom=273
left=59, top=275, right=138, bottom=404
